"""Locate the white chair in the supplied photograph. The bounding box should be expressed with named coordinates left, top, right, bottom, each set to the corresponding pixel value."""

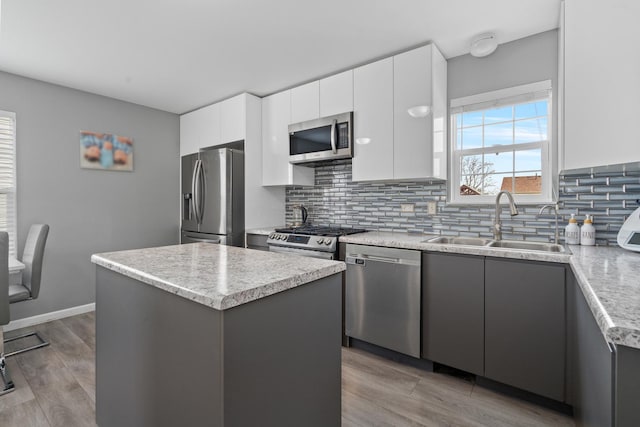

left=0, top=231, right=15, bottom=395
left=4, top=224, right=50, bottom=357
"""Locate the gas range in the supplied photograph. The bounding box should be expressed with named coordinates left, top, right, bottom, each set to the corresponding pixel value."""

left=267, top=225, right=367, bottom=259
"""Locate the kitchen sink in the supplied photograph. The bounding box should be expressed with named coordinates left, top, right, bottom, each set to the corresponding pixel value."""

left=487, top=240, right=568, bottom=253
left=423, top=236, right=569, bottom=253
left=424, top=236, right=493, bottom=246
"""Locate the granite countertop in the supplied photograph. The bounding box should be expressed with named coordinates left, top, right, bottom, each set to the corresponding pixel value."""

left=91, top=243, right=345, bottom=311
left=569, top=246, right=640, bottom=349
left=340, top=231, right=640, bottom=350
left=339, top=231, right=572, bottom=263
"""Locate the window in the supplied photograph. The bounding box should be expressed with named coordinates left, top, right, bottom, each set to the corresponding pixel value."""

left=449, top=81, right=552, bottom=204
left=0, top=110, right=16, bottom=257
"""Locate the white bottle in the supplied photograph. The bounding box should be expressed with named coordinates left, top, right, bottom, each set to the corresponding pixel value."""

left=580, top=215, right=596, bottom=246
left=565, top=214, right=580, bottom=245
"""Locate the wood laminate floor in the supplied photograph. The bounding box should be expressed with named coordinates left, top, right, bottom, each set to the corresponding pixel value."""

left=0, top=313, right=574, bottom=426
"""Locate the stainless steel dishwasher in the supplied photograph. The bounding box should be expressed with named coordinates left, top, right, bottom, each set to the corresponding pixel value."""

left=345, top=244, right=421, bottom=358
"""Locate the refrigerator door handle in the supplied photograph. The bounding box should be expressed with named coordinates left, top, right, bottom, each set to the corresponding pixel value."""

left=198, top=159, right=206, bottom=222
left=192, top=159, right=201, bottom=224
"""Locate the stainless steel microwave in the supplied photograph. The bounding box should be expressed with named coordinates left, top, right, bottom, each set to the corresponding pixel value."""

left=289, top=112, right=353, bottom=164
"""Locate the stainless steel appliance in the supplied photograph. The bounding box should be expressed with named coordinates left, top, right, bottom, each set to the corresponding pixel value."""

left=617, top=206, right=640, bottom=252
left=181, top=148, right=244, bottom=246
left=291, top=205, right=308, bottom=226
left=289, top=112, right=353, bottom=164
left=267, top=225, right=366, bottom=259
left=345, top=244, right=421, bottom=358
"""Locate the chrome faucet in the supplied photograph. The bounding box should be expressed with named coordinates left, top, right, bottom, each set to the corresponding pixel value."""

left=539, top=203, right=560, bottom=244
left=494, top=191, right=519, bottom=241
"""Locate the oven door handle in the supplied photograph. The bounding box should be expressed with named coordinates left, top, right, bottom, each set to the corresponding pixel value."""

left=330, top=119, right=337, bottom=154
left=269, top=245, right=335, bottom=260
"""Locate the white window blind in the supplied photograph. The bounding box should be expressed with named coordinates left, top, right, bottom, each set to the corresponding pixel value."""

left=0, top=110, right=16, bottom=257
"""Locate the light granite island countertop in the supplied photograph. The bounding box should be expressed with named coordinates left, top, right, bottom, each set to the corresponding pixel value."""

left=91, top=243, right=344, bottom=427
left=91, top=242, right=345, bottom=310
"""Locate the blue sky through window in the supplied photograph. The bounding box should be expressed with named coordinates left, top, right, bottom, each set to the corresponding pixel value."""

left=456, top=99, right=548, bottom=196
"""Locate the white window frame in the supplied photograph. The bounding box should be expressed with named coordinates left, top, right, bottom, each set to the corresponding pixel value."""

left=0, top=109, right=17, bottom=257
left=448, top=81, right=553, bottom=205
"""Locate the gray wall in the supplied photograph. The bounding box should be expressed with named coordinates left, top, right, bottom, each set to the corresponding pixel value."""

left=0, top=71, right=179, bottom=320
left=447, top=29, right=558, bottom=99
left=448, top=29, right=559, bottom=178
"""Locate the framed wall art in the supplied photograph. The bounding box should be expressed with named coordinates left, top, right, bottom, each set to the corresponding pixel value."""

left=80, top=131, right=134, bottom=171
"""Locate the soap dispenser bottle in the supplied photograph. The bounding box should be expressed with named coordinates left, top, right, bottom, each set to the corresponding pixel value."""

left=565, top=214, right=580, bottom=245
left=580, top=215, right=596, bottom=246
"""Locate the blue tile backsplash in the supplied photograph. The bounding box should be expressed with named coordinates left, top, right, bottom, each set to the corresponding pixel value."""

left=285, top=160, right=640, bottom=246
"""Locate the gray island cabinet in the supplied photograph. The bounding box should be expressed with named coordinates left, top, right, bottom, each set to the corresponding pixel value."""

left=91, top=243, right=346, bottom=427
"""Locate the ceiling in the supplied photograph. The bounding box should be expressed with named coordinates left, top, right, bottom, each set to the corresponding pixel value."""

left=0, top=0, right=561, bottom=114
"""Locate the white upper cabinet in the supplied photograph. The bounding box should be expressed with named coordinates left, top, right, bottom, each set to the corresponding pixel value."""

left=352, top=44, right=447, bottom=182
left=199, top=103, right=221, bottom=149
left=394, top=45, right=447, bottom=180
left=394, top=46, right=432, bottom=180
left=180, top=103, right=220, bottom=155
left=179, top=94, right=248, bottom=156
left=320, top=70, right=353, bottom=117
left=262, top=91, right=314, bottom=186
left=562, top=0, right=640, bottom=170
left=220, top=95, right=246, bottom=143
left=179, top=109, right=200, bottom=156
left=290, top=81, right=320, bottom=124
left=352, top=58, right=394, bottom=182
left=289, top=71, right=354, bottom=123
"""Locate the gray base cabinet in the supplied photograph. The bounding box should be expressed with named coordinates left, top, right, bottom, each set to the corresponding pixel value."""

left=422, top=252, right=484, bottom=375
left=484, top=258, right=566, bottom=402
left=616, top=346, right=640, bottom=427
left=568, top=270, right=614, bottom=427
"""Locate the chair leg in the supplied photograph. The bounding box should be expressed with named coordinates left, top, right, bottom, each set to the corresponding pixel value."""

left=4, top=331, right=49, bottom=358
left=0, top=328, right=15, bottom=395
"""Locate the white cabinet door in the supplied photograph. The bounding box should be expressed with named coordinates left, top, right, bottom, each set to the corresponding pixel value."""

left=393, top=45, right=432, bottom=180
left=320, top=70, right=353, bottom=117
left=352, top=58, right=394, bottom=181
left=563, top=0, right=640, bottom=170
left=180, top=110, right=200, bottom=156
left=180, top=103, right=220, bottom=155
left=198, top=103, right=221, bottom=149
left=290, top=81, right=320, bottom=124
left=220, top=95, right=246, bottom=143
left=262, top=91, right=314, bottom=186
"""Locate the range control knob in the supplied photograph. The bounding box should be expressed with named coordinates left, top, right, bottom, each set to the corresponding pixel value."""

left=317, top=238, right=324, bottom=244
left=280, top=234, right=287, bottom=240
left=269, top=233, right=275, bottom=239
left=325, top=239, right=332, bottom=245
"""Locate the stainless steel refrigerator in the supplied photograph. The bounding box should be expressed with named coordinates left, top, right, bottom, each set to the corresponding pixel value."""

left=181, top=147, right=244, bottom=246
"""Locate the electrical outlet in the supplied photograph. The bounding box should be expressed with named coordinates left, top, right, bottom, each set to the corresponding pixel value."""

left=400, top=204, right=415, bottom=213
left=427, top=201, right=437, bottom=215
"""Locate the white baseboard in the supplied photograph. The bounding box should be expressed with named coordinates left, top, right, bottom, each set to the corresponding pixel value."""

left=4, top=303, right=95, bottom=332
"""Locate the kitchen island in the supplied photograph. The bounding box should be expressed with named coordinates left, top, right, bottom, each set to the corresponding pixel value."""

left=91, top=243, right=345, bottom=427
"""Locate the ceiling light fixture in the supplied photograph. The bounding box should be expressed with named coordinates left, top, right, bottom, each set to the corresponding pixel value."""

left=470, top=32, right=498, bottom=58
